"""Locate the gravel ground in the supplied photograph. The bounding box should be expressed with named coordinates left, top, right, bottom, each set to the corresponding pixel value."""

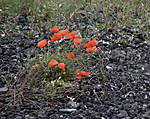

left=0, top=13, right=150, bottom=119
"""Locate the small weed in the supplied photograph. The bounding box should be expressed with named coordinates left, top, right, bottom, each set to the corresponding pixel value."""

left=24, top=26, right=100, bottom=98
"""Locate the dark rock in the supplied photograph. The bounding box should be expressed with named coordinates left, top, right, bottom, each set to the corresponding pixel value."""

left=117, top=110, right=128, bottom=118
left=0, top=47, right=2, bottom=54
left=0, top=87, right=8, bottom=94
left=143, top=111, right=150, bottom=119
left=144, top=72, right=150, bottom=76
left=38, top=111, right=47, bottom=118
left=59, top=109, right=77, bottom=112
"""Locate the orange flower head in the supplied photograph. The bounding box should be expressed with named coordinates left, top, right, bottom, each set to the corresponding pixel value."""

left=76, top=69, right=80, bottom=74
left=79, top=70, right=90, bottom=76
left=48, top=59, right=58, bottom=67
left=88, top=40, right=98, bottom=47
left=75, top=35, right=79, bottom=38
left=54, top=33, right=63, bottom=40
left=76, top=70, right=90, bottom=76
left=32, top=65, right=36, bottom=70
left=58, top=63, right=65, bottom=71
left=84, top=40, right=98, bottom=48
left=59, top=29, right=69, bottom=36
left=70, top=31, right=76, bottom=36
left=66, top=31, right=76, bottom=39
left=117, top=12, right=122, bottom=17
left=86, top=46, right=98, bottom=52
left=67, top=52, right=75, bottom=59
left=80, top=89, right=84, bottom=93
left=70, top=45, right=75, bottom=48
left=50, top=35, right=57, bottom=42
left=76, top=74, right=82, bottom=79
left=74, top=82, right=79, bottom=85
left=37, top=40, right=48, bottom=48
left=50, top=33, right=63, bottom=42
left=50, top=25, right=59, bottom=33
left=83, top=43, right=90, bottom=48
left=73, top=38, right=82, bottom=46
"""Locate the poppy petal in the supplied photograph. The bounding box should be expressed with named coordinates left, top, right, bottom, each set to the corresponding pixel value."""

left=58, top=63, right=65, bottom=71
left=86, top=46, right=98, bottom=52
left=54, top=33, right=63, bottom=40
left=79, top=71, right=90, bottom=76
left=67, top=52, right=75, bottom=59
left=37, top=40, right=48, bottom=48
left=74, top=82, right=79, bottom=85
left=66, top=31, right=76, bottom=39
left=48, top=59, right=58, bottom=67
left=75, top=35, right=79, bottom=38
left=32, top=65, right=36, bottom=70
left=88, top=40, right=98, bottom=47
left=66, top=34, right=73, bottom=39
left=76, top=74, right=82, bottom=79
left=80, top=89, right=84, bottom=93
left=50, top=36, right=57, bottom=42
left=76, top=70, right=90, bottom=77
left=76, top=69, right=81, bottom=74
left=50, top=25, right=59, bottom=33
left=70, top=45, right=75, bottom=48
left=83, top=43, right=90, bottom=48
left=117, top=12, right=122, bottom=17
left=73, top=38, right=82, bottom=46
left=59, top=29, right=69, bottom=36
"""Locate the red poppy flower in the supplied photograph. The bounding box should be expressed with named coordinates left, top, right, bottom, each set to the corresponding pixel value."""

left=50, top=36, right=57, bottom=42
left=59, top=29, right=69, bottom=36
left=79, top=70, right=90, bottom=76
left=117, top=12, right=122, bottom=17
left=70, top=45, right=75, bottom=48
left=84, top=40, right=98, bottom=48
left=54, top=33, right=62, bottom=40
left=74, top=82, right=79, bottom=85
left=37, top=40, right=48, bottom=48
left=58, top=63, right=65, bottom=71
left=73, top=38, right=82, bottom=46
left=32, top=65, right=36, bottom=70
left=76, top=70, right=82, bottom=76
left=50, top=25, right=59, bottom=33
left=75, top=35, right=79, bottom=38
left=67, top=52, right=75, bottom=59
left=76, top=74, right=82, bottom=79
left=89, top=40, right=98, bottom=46
left=76, top=70, right=90, bottom=76
left=48, top=59, right=58, bottom=67
left=66, top=31, right=76, bottom=39
left=86, top=46, right=98, bottom=52
left=80, top=89, right=84, bottom=93
left=50, top=33, right=62, bottom=42
left=83, top=43, right=90, bottom=48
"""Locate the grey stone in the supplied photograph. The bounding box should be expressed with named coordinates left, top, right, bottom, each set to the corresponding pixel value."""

left=38, top=111, right=47, bottom=118
left=0, top=48, right=2, bottom=54
left=59, top=109, right=77, bottom=112
left=117, top=110, right=128, bottom=118
left=143, top=111, right=150, bottom=119
left=68, top=101, right=79, bottom=108
left=0, top=87, right=8, bottom=94
left=144, top=72, right=150, bottom=76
